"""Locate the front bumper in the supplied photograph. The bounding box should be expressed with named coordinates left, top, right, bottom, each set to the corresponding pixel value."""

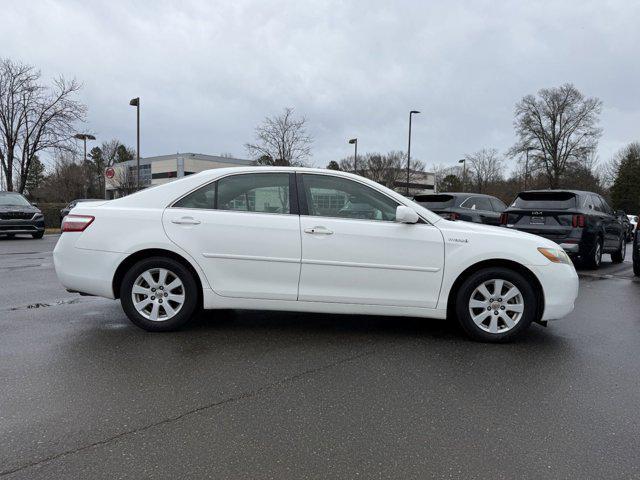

left=0, top=216, right=45, bottom=235
left=529, top=262, right=579, bottom=321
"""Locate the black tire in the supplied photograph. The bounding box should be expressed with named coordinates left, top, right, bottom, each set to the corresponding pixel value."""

left=584, top=237, right=603, bottom=269
left=32, top=231, right=44, bottom=239
left=611, top=235, right=626, bottom=263
left=120, top=256, right=199, bottom=332
left=454, top=267, right=537, bottom=343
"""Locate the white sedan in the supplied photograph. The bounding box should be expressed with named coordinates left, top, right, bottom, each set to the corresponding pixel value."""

left=54, top=167, right=578, bottom=342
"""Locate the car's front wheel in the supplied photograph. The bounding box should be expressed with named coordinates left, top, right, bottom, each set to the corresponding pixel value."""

left=120, top=257, right=199, bottom=332
left=455, top=267, right=537, bottom=342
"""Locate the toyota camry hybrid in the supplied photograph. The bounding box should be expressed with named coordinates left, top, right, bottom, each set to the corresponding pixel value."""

left=53, top=167, right=579, bottom=342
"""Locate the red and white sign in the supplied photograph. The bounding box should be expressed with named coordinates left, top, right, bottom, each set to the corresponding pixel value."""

left=105, top=167, right=115, bottom=179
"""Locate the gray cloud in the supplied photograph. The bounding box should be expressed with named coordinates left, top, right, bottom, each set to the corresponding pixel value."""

left=3, top=0, right=639, bottom=171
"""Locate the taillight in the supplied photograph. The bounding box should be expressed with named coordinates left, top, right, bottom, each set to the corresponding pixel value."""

left=500, top=213, right=508, bottom=225
left=572, top=214, right=585, bottom=228
left=61, top=214, right=95, bottom=232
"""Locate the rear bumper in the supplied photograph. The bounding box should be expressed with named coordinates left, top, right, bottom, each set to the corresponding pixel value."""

left=53, top=233, right=124, bottom=299
left=529, top=263, right=579, bottom=321
left=558, top=242, right=580, bottom=253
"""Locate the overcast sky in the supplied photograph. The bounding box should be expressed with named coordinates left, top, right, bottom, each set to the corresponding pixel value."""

left=2, top=0, right=639, bottom=171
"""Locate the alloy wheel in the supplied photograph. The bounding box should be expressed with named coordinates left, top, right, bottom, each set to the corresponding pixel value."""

left=468, top=279, right=524, bottom=334
left=131, top=268, right=185, bottom=321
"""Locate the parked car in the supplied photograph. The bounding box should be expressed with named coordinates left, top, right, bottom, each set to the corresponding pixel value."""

left=501, top=190, right=625, bottom=268
left=627, top=214, right=638, bottom=233
left=0, top=191, right=45, bottom=239
left=634, top=225, right=640, bottom=276
left=60, top=199, right=104, bottom=223
left=54, top=167, right=579, bottom=342
left=617, top=211, right=634, bottom=242
left=413, top=193, right=507, bottom=225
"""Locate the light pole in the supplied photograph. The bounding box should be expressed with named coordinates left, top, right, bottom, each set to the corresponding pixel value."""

left=129, top=97, right=140, bottom=189
left=458, top=158, right=466, bottom=192
left=74, top=133, right=96, bottom=163
left=407, top=110, right=420, bottom=196
left=348, top=138, right=358, bottom=174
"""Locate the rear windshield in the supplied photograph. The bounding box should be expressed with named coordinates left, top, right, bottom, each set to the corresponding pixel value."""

left=511, top=192, right=576, bottom=210
left=413, top=194, right=456, bottom=209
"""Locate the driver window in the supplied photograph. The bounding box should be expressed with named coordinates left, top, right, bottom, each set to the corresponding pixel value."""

left=301, top=174, right=398, bottom=221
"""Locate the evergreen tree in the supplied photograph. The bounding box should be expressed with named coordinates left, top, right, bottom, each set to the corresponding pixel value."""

left=610, top=143, right=640, bottom=213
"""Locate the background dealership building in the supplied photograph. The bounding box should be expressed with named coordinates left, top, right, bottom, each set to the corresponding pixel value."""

left=105, top=153, right=254, bottom=198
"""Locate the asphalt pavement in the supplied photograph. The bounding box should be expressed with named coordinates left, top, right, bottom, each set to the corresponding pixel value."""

left=1, top=234, right=639, bottom=479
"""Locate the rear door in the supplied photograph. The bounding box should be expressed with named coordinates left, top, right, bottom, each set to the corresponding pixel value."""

left=596, top=196, right=622, bottom=248
left=163, top=172, right=301, bottom=300
left=504, top=191, right=577, bottom=241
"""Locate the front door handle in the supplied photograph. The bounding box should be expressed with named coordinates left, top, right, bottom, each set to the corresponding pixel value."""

left=171, top=217, right=201, bottom=225
left=304, top=226, right=333, bottom=235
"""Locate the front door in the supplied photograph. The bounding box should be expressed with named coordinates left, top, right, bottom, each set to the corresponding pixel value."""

left=296, top=173, right=444, bottom=308
left=163, top=172, right=301, bottom=300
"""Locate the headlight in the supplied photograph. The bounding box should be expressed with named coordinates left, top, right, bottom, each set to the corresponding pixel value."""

left=537, top=247, right=572, bottom=265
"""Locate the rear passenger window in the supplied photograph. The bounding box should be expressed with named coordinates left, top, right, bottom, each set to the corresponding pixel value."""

left=490, top=198, right=507, bottom=212
left=173, top=173, right=291, bottom=214
left=461, top=196, right=493, bottom=211
left=591, top=195, right=604, bottom=213
left=217, top=173, right=290, bottom=214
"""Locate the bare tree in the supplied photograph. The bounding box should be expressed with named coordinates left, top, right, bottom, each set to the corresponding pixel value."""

left=510, top=83, right=602, bottom=188
left=465, top=148, right=504, bottom=193
left=245, top=108, right=312, bottom=166
left=431, top=163, right=462, bottom=192
left=0, top=58, right=86, bottom=192
left=338, top=151, right=426, bottom=191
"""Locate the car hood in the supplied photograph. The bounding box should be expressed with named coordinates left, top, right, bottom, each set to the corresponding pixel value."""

left=0, top=204, right=40, bottom=214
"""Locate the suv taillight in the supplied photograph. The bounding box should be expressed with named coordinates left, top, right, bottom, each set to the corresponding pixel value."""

left=61, top=214, right=95, bottom=232
left=572, top=214, right=585, bottom=228
left=500, top=213, right=508, bottom=225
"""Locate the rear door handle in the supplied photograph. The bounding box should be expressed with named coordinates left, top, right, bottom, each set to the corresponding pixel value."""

left=304, top=226, right=333, bottom=235
left=171, top=217, right=201, bottom=225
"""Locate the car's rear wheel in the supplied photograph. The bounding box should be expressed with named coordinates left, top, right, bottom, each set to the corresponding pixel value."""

left=120, top=257, right=199, bottom=332
left=585, top=237, right=603, bottom=269
left=611, top=235, right=626, bottom=263
left=455, top=267, right=537, bottom=342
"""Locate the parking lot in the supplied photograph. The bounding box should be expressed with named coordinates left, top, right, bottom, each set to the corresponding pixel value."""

left=1, top=234, right=639, bottom=479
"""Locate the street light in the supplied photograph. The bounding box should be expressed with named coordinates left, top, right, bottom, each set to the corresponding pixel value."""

left=73, top=133, right=96, bottom=163
left=407, top=110, right=420, bottom=196
left=129, top=97, right=140, bottom=189
left=348, top=138, right=358, bottom=174
left=458, top=158, right=466, bottom=192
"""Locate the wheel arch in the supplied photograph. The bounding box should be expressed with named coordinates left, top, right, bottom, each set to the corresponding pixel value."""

left=446, top=259, right=544, bottom=322
left=112, top=248, right=204, bottom=307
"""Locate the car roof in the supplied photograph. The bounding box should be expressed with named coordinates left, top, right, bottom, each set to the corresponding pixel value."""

left=516, top=189, right=596, bottom=197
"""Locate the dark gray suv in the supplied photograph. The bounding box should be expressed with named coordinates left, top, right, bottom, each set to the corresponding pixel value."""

left=0, top=191, right=45, bottom=239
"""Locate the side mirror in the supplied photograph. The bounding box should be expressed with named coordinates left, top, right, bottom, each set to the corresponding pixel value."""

left=396, top=205, right=419, bottom=224
left=31, top=202, right=38, bottom=208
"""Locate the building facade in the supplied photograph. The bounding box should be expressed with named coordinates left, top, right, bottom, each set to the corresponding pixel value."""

left=105, top=153, right=254, bottom=199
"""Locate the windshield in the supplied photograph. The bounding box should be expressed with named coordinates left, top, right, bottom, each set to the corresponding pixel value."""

left=511, top=192, right=576, bottom=210
left=413, top=194, right=456, bottom=209
left=0, top=193, right=31, bottom=206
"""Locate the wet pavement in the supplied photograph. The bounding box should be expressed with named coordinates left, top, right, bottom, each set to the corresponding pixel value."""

left=1, top=235, right=639, bottom=479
